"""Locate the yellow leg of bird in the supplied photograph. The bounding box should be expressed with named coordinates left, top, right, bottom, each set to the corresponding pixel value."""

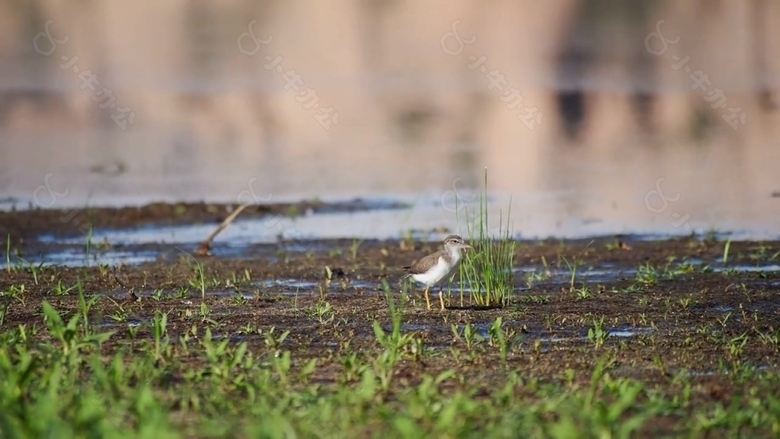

left=439, top=289, right=445, bottom=311
left=424, top=286, right=431, bottom=310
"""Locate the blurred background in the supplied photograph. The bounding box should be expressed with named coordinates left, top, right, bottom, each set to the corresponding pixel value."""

left=1, top=0, right=779, bottom=239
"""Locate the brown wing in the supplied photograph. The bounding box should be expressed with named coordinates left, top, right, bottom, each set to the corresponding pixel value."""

left=404, top=250, right=444, bottom=275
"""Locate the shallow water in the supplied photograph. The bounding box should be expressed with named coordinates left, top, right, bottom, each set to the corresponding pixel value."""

left=7, top=191, right=780, bottom=271
left=3, top=3, right=780, bottom=243
left=21, top=248, right=160, bottom=268
left=515, top=265, right=639, bottom=284
left=711, top=264, right=780, bottom=273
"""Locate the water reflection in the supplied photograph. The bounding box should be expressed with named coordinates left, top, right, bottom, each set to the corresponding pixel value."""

left=1, top=1, right=779, bottom=238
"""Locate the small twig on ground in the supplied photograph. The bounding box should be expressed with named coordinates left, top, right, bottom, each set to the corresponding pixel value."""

left=194, top=203, right=253, bottom=256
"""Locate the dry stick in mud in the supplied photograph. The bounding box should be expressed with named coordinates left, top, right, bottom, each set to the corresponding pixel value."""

left=194, top=203, right=252, bottom=256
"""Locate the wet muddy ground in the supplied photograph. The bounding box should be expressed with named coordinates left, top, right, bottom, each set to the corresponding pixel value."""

left=2, top=204, right=780, bottom=436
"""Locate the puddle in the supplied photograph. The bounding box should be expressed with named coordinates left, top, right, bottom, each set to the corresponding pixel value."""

left=531, top=327, right=653, bottom=344
left=516, top=265, right=638, bottom=284
left=349, top=280, right=381, bottom=290
left=684, top=364, right=780, bottom=378
left=94, top=280, right=383, bottom=301
left=711, top=264, right=780, bottom=273
left=100, top=319, right=144, bottom=328
left=401, top=323, right=450, bottom=333
left=444, top=323, right=655, bottom=345
left=256, top=279, right=319, bottom=290
left=5, top=238, right=292, bottom=269
left=1, top=247, right=159, bottom=269
left=608, top=327, right=653, bottom=338
left=279, top=242, right=341, bottom=253
left=212, top=290, right=257, bottom=300
left=516, top=259, right=780, bottom=287
left=99, top=289, right=188, bottom=300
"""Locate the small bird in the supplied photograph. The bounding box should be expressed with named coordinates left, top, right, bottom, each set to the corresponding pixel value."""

left=401, top=234, right=473, bottom=310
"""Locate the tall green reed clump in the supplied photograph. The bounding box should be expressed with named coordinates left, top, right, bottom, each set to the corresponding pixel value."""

left=457, top=170, right=515, bottom=307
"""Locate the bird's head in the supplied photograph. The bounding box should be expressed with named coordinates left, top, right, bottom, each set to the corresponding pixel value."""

left=443, top=235, right=473, bottom=252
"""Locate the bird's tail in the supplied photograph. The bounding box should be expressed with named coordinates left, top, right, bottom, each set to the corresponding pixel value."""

left=399, top=267, right=412, bottom=285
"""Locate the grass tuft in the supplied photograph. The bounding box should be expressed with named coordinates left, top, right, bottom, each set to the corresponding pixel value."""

left=456, top=169, right=515, bottom=308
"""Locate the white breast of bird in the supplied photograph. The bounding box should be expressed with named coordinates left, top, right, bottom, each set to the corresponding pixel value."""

left=412, top=256, right=457, bottom=287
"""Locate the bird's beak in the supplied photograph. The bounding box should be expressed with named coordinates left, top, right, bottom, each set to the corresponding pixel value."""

left=461, top=243, right=473, bottom=250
